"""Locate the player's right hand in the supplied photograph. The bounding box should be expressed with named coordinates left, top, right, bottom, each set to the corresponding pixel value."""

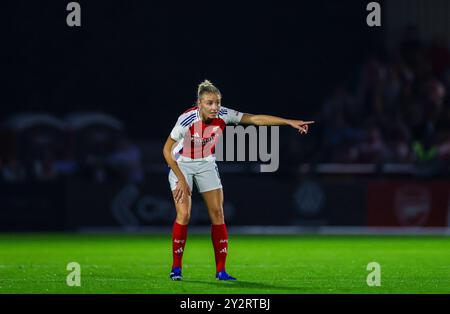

left=174, top=179, right=191, bottom=204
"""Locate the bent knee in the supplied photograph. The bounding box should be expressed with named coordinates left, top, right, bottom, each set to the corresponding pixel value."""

left=210, top=207, right=224, bottom=223
left=176, top=211, right=190, bottom=225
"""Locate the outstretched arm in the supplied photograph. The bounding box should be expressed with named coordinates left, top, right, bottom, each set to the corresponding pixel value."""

left=239, top=113, right=315, bottom=134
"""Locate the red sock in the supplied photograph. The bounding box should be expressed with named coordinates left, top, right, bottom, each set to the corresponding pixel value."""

left=172, top=221, right=188, bottom=269
left=211, top=224, right=228, bottom=273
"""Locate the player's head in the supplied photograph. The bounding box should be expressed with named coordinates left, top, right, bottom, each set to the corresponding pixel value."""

left=197, top=80, right=221, bottom=120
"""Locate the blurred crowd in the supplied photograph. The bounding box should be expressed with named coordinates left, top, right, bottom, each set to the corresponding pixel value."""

left=315, top=27, right=450, bottom=164
left=0, top=113, right=145, bottom=183
left=1, top=28, right=450, bottom=183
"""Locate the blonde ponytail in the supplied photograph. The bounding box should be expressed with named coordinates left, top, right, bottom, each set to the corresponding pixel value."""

left=197, top=80, right=221, bottom=100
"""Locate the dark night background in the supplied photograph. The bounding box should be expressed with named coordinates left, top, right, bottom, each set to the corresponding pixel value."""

left=2, top=1, right=382, bottom=139
left=2, top=0, right=450, bottom=230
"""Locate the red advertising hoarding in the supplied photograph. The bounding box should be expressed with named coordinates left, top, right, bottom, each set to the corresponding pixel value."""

left=368, top=181, right=450, bottom=227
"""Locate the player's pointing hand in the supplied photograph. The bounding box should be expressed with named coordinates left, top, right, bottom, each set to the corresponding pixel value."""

left=288, top=120, right=315, bottom=134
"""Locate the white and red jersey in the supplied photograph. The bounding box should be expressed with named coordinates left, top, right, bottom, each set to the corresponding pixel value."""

left=170, top=106, right=243, bottom=162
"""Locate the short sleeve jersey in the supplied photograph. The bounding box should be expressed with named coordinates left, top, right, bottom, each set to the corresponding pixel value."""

left=170, top=106, right=243, bottom=162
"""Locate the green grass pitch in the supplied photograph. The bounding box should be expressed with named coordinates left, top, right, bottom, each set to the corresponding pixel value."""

left=0, top=233, right=449, bottom=294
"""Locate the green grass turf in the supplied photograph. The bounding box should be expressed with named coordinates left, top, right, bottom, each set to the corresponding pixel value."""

left=0, top=233, right=449, bottom=294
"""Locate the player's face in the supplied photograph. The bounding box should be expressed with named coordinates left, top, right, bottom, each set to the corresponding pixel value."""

left=198, top=92, right=221, bottom=120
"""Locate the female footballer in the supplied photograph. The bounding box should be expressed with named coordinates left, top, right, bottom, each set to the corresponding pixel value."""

left=163, top=80, right=314, bottom=281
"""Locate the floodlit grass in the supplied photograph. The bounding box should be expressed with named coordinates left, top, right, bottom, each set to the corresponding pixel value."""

left=1, top=234, right=449, bottom=293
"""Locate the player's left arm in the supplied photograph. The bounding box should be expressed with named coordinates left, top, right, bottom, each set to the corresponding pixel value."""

left=239, top=113, right=315, bottom=134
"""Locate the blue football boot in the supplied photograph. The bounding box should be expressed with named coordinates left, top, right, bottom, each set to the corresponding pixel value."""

left=169, top=267, right=183, bottom=281
left=216, top=270, right=237, bottom=281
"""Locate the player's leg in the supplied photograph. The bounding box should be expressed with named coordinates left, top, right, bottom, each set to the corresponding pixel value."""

left=168, top=167, right=193, bottom=280
left=202, top=188, right=224, bottom=224
left=173, top=191, right=192, bottom=225
left=201, top=189, right=236, bottom=280
left=169, top=193, right=191, bottom=280
left=196, top=162, right=237, bottom=281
